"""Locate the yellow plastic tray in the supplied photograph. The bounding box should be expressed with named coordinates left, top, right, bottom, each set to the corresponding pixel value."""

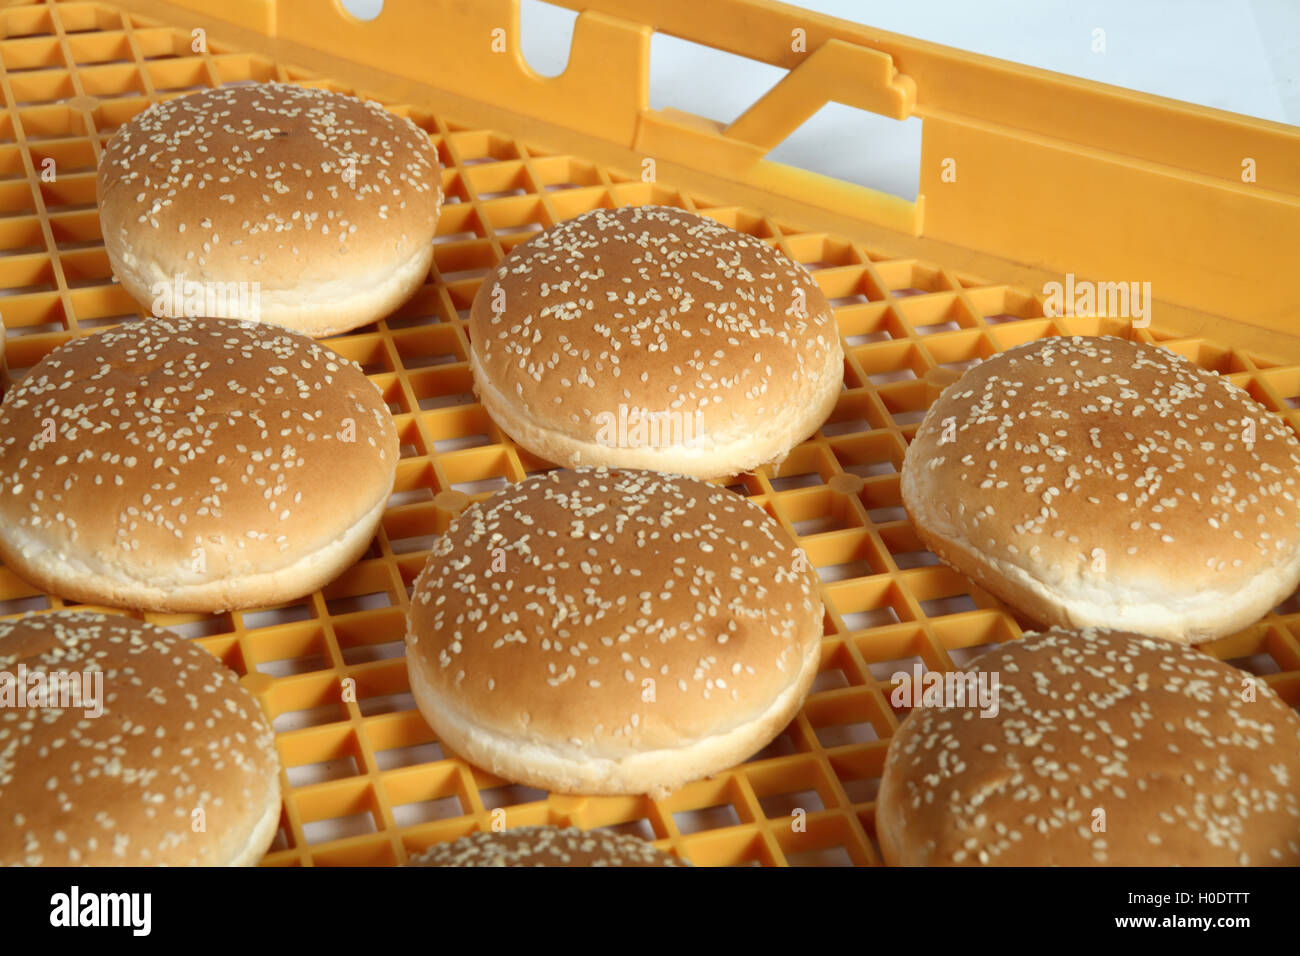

left=1, top=0, right=1298, bottom=867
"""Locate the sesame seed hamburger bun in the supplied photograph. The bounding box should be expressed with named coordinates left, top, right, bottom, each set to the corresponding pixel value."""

left=0, top=611, right=281, bottom=866
left=404, top=467, right=824, bottom=798
left=407, top=825, right=688, bottom=866
left=0, top=316, right=398, bottom=613
left=97, top=83, right=442, bottom=337
left=901, top=336, right=1300, bottom=643
left=467, top=206, right=843, bottom=480
left=877, top=627, right=1300, bottom=866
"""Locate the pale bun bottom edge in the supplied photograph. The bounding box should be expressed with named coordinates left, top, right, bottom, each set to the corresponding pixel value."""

left=0, top=493, right=391, bottom=614
left=467, top=344, right=844, bottom=480
left=904, top=506, right=1300, bottom=644
left=225, top=775, right=283, bottom=867
left=107, top=241, right=434, bottom=338
left=405, top=628, right=823, bottom=799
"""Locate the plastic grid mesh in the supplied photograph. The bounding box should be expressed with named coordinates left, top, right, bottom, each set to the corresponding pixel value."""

left=2, top=0, right=1300, bottom=866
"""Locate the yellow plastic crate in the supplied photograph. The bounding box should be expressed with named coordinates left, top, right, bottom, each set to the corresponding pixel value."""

left=1, top=0, right=1298, bottom=867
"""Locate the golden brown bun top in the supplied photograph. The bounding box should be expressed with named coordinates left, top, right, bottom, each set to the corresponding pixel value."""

left=0, top=316, right=397, bottom=578
left=904, top=335, right=1300, bottom=586
left=468, top=205, right=839, bottom=438
left=406, top=467, right=823, bottom=752
left=0, top=612, right=279, bottom=865
left=408, top=826, right=688, bottom=866
left=880, top=627, right=1300, bottom=865
left=97, top=83, right=441, bottom=286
